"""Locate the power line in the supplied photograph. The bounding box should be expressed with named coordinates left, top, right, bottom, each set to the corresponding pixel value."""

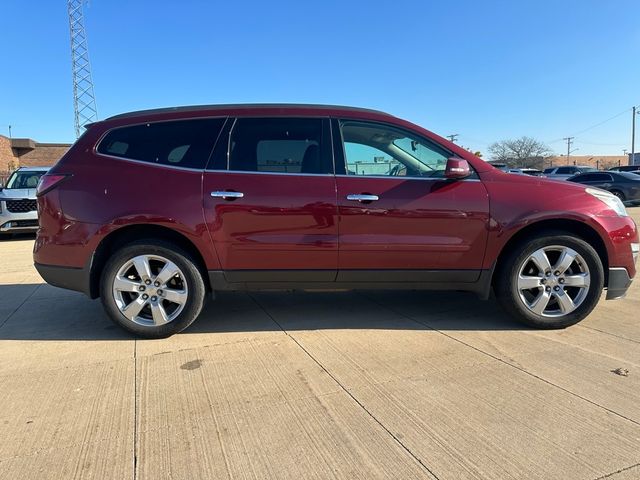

left=548, top=107, right=633, bottom=144
left=446, top=134, right=459, bottom=143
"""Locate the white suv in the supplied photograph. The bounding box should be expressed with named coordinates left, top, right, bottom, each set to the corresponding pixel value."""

left=543, top=165, right=597, bottom=180
left=0, top=167, right=49, bottom=237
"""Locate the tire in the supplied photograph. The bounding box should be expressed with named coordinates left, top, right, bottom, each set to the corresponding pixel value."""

left=610, top=190, right=625, bottom=202
left=100, top=240, right=207, bottom=338
left=495, top=232, right=604, bottom=329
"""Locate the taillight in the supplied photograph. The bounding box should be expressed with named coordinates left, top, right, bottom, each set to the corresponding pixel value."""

left=36, top=174, right=71, bottom=196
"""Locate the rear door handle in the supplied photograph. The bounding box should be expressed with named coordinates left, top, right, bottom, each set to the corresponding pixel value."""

left=346, top=194, right=379, bottom=202
left=211, top=191, right=244, bottom=200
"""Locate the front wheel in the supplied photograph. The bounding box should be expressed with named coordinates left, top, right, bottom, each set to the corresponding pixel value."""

left=495, top=233, right=604, bottom=329
left=100, top=240, right=207, bottom=338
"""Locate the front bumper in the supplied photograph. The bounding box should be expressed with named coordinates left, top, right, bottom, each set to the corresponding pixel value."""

left=0, top=205, right=39, bottom=233
left=606, top=267, right=633, bottom=300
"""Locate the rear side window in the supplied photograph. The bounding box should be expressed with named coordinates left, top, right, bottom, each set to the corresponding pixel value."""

left=227, top=118, right=331, bottom=174
left=556, top=167, right=576, bottom=174
left=97, top=118, right=225, bottom=169
left=576, top=173, right=599, bottom=182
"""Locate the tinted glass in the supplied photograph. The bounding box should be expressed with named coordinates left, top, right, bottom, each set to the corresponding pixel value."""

left=228, top=118, right=329, bottom=174
left=574, top=173, right=601, bottom=182
left=340, top=121, right=455, bottom=178
left=97, top=118, right=225, bottom=169
left=556, top=167, right=575, bottom=174
left=543, top=168, right=554, bottom=173
left=615, top=172, right=640, bottom=181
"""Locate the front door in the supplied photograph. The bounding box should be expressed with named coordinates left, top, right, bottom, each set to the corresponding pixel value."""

left=334, top=119, right=490, bottom=283
left=203, top=117, right=338, bottom=282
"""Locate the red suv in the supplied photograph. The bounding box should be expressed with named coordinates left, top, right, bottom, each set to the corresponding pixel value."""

left=34, top=104, right=639, bottom=337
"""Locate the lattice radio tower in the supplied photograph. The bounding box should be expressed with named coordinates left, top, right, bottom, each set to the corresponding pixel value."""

left=67, top=0, right=98, bottom=138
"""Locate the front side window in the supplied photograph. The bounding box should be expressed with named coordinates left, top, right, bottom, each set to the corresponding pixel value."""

left=228, top=118, right=330, bottom=174
left=97, top=118, right=225, bottom=169
left=340, top=121, right=454, bottom=178
left=556, top=167, right=575, bottom=174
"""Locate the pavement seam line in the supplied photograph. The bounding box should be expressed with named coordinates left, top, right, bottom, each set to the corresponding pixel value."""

left=360, top=292, right=640, bottom=429
left=593, top=462, right=640, bottom=480
left=579, top=324, right=640, bottom=345
left=247, top=293, right=441, bottom=480
left=133, top=338, right=138, bottom=480
left=0, top=283, right=42, bottom=330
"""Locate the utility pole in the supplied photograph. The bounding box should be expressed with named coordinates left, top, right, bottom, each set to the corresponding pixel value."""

left=8, top=125, right=12, bottom=139
left=563, top=137, right=575, bottom=165
left=632, top=106, right=637, bottom=166
left=446, top=134, right=459, bottom=143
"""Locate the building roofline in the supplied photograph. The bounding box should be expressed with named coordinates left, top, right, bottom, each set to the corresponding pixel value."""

left=105, top=103, right=393, bottom=121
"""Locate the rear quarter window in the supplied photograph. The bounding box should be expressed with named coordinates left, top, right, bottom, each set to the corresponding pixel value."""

left=97, top=118, right=225, bottom=169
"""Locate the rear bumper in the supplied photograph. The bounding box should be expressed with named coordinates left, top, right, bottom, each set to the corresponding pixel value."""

left=606, top=267, right=633, bottom=300
left=34, top=262, right=91, bottom=297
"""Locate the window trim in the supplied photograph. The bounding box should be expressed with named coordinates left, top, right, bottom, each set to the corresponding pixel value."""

left=334, top=118, right=477, bottom=180
left=209, top=116, right=334, bottom=176
left=94, top=116, right=228, bottom=171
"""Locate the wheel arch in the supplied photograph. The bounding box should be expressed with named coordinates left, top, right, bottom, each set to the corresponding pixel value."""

left=89, top=224, right=210, bottom=298
left=492, top=219, right=610, bottom=289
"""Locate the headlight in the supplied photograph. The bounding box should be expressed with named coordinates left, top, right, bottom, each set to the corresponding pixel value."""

left=585, top=188, right=628, bottom=217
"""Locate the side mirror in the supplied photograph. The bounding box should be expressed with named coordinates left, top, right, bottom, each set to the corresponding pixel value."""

left=444, top=158, right=471, bottom=179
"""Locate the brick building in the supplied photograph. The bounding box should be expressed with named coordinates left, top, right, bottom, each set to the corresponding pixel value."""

left=544, top=155, right=629, bottom=170
left=0, top=134, right=71, bottom=180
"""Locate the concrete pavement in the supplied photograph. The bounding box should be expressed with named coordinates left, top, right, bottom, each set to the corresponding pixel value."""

left=1, top=209, right=639, bottom=479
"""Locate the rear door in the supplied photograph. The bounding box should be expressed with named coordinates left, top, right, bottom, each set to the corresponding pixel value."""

left=202, top=117, right=338, bottom=282
left=333, top=119, right=490, bottom=283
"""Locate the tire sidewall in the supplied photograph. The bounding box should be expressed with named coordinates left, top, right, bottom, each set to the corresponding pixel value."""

left=100, top=241, right=206, bottom=338
left=497, top=234, right=604, bottom=329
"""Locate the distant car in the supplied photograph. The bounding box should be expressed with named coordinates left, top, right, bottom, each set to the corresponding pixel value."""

left=509, top=168, right=545, bottom=177
left=0, top=167, right=49, bottom=237
left=543, top=166, right=598, bottom=180
left=567, top=171, right=640, bottom=203
left=609, top=165, right=640, bottom=172
left=488, top=162, right=509, bottom=172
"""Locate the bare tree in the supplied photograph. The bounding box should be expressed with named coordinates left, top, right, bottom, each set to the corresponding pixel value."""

left=488, top=137, right=552, bottom=169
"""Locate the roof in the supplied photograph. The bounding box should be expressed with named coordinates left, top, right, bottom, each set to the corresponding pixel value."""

left=105, top=103, right=393, bottom=121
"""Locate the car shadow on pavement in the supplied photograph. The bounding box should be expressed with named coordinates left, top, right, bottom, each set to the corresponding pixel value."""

left=0, top=233, right=37, bottom=242
left=0, top=284, right=529, bottom=341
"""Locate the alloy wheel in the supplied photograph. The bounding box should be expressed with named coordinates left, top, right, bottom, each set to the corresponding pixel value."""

left=112, top=254, right=188, bottom=326
left=517, top=245, right=590, bottom=318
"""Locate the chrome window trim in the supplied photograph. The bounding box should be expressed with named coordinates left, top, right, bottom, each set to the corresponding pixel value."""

left=93, top=153, right=205, bottom=172
left=334, top=174, right=481, bottom=182
left=213, top=170, right=335, bottom=178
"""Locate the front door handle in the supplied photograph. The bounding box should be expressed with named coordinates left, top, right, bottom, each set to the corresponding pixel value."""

left=346, top=194, right=379, bottom=202
left=211, top=191, right=244, bottom=200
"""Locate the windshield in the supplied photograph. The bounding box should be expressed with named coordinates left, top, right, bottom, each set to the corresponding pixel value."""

left=617, top=171, right=640, bottom=181
left=5, top=170, right=46, bottom=189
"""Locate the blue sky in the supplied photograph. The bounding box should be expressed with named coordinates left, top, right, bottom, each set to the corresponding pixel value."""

left=1, top=0, right=639, bottom=157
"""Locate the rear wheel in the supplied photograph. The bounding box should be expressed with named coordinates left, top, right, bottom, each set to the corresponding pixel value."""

left=100, top=240, right=206, bottom=338
left=495, top=233, right=604, bottom=329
